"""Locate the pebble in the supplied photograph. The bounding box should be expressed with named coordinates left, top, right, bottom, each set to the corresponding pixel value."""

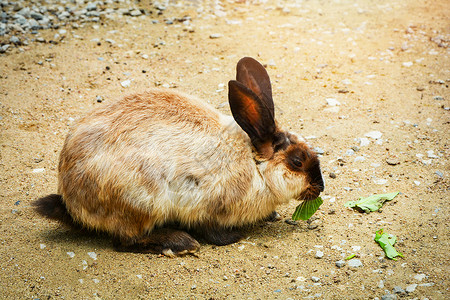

left=285, top=219, right=298, bottom=225
left=9, top=35, right=20, bottom=44
left=86, top=3, right=98, bottom=11
left=381, top=294, right=397, bottom=300
left=392, top=286, right=405, bottom=294
left=209, top=33, right=223, bottom=39
left=373, top=178, right=388, bottom=185
left=418, top=282, right=434, bottom=287
left=314, top=250, right=324, bottom=259
left=342, top=79, right=352, bottom=85
left=426, top=150, right=439, bottom=159
left=433, top=96, right=444, bottom=101
left=307, top=219, right=321, bottom=230
left=335, top=260, right=345, bottom=268
left=364, top=131, right=383, bottom=139
left=354, top=156, right=365, bottom=162
left=386, top=156, right=400, bottom=165
left=405, top=283, right=417, bottom=293
left=311, top=276, right=320, bottom=282
left=121, top=80, right=131, bottom=88
left=314, top=147, right=325, bottom=155
left=130, top=9, right=142, bottom=17
left=325, top=98, right=341, bottom=106
left=87, top=252, right=97, bottom=260
left=67, top=251, right=75, bottom=258
left=359, top=137, right=370, bottom=147
left=414, top=273, right=427, bottom=281
left=347, top=259, right=363, bottom=268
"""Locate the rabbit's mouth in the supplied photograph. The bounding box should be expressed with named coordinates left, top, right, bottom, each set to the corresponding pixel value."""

left=297, top=181, right=324, bottom=201
left=297, top=189, right=321, bottom=201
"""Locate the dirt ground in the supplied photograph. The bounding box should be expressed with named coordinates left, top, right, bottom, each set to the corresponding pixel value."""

left=1, top=0, right=449, bottom=299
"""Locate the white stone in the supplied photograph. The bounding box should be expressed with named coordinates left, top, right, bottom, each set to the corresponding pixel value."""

left=365, top=131, right=383, bottom=139
left=427, top=150, right=439, bottom=158
left=87, top=252, right=97, bottom=260
left=354, top=156, right=366, bottom=162
left=326, top=98, right=341, bottom=106
left=414, top=273, right=426, bottom=281
left=374, top=178, right=388, bottom=185
left=405, top=283, right=417, bottom=293
left=347, top=259, right=363, bottom=268
left=342, top=79, right=352, bottom=85
left=121, top=79, right=131, bottom=87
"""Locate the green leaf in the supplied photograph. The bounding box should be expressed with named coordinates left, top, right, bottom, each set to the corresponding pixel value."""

left=292, top=197, right=323, bottom=221
left=344, top=192, right=399, bottom=213
left=374, top=229, right=404, bottom=260
left=345, top=254, right=356, bottom=260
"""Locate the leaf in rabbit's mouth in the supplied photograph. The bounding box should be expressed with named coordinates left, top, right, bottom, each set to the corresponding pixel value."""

left=292, top=197, right=323, bottom=221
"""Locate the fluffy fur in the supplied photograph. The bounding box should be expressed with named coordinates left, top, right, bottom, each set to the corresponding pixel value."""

left=34, top=57, right=324, bottom=255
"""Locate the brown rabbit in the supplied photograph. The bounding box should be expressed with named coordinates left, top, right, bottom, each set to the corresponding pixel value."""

left=34, top=57, right=324, bottom=256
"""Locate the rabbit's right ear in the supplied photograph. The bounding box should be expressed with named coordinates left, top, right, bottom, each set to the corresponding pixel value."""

left=236, top=57, right=274, bottom=118
left=228, top=80, right=276, bottom=158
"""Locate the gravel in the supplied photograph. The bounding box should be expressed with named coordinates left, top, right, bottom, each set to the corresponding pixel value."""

left=0, top=0, right=169, bottom=53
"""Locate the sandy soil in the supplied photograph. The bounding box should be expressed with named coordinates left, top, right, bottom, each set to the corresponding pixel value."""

left=1, top=0, right=449, bottom=299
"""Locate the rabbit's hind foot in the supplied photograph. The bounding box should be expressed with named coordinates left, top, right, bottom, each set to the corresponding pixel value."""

left=113, top=228, right=200, bottom=257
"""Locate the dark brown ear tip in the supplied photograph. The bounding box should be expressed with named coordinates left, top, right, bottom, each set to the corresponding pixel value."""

left=238, top=56, right=257, bottom=63
left=237, top=57, right=262, bottom=68
left=228, top=80, right=238, bottom=88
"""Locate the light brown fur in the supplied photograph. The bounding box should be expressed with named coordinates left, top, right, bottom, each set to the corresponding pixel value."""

left=36, top=57, right=324, bottom=254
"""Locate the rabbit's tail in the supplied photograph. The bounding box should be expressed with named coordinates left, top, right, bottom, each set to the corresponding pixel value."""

left=33, top=194, right=79, bottom=228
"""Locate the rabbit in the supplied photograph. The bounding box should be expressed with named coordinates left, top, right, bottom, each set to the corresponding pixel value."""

left=34, top=57, right=324, bottom=257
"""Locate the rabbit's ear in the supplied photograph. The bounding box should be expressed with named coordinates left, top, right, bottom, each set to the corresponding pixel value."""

left=228, top=80, right=276, bottom=157
left=236, top=57, right=274, bottom=117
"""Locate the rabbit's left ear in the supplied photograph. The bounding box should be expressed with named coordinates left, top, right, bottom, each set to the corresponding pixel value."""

left=236, top=57, right=274, bottom=118
left=228, top=80, right=276, bottom=158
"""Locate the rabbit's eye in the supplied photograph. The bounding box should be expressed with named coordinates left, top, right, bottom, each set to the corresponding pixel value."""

left=291, top=157, right=303, bottom=169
